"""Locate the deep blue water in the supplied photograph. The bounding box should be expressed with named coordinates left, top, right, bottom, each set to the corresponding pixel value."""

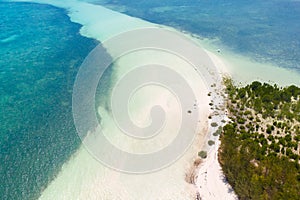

left=0, top=2, right=97, bottom=199
left=100, top=0, right=300, bottom=71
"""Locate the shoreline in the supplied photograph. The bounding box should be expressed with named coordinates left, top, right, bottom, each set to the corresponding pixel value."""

left=23, top=1, right=213, bottom=199
left=182, top=31, right=300, bottom=87
left=193, top=50, right=238, bottom=199
left=11, top=1, right=300, bottom=199
left=38, top=38, right=213, bottom=199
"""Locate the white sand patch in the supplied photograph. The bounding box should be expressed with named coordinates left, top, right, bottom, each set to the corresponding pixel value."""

left=196, top=139, right=238, bottom=200
left=38, top=38, right=211, bottom=199
left=192, top=52, right=238, bottom=199
left=99, top=49, right=206, bottom=154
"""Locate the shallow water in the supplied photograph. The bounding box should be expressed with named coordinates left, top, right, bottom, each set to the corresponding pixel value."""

left=98, top=0, right=300, bottom=71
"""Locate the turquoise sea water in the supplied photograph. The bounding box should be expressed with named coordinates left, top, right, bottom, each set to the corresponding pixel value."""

left=0, top=2, right=97, bottom=199
left=1, top=0, right=300, bottom=199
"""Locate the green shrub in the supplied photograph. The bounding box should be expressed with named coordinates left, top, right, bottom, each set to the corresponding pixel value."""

left=211, top=122, right=218, bottom=127
left=198, top=151, right=207, bottom=159
left=208, top=140, right=215, bottom=146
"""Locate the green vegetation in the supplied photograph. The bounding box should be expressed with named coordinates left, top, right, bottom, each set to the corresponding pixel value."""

left=208, top=140, right=215, bottom=146
left=198, top=151, right=207, bottom=159
left=213, top=126, right=223, bottom=136
left=211, top=122, right=218, bottom=127
left=219, top=79, right=300, bottom=199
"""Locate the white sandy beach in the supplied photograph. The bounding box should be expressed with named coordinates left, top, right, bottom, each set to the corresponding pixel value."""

left=39, top=47, right=211, bottom=199
left=13, top=0, right=300, bottom=199
left=13, top=0, right=212, bottom=199
left=194, top=52, right=238, bottom=200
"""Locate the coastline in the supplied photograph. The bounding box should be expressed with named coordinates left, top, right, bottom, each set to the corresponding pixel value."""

left=203, top=42, right=300, bottom=87
left=38, top=33, right=213, bottom=198
left=10, top=0, right=300, bottom=199
left=193, top=37, right=300, bottom=199
left=194, top=50, right=238, bottom=200
left=20, top=1, right=213, bottom=199
left=184, top=32, right=300, bottom=87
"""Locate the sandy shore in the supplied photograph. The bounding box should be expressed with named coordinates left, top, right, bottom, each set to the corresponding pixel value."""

left=39, top=30, right=215, bottom=198
left=193, top=50, right=238, bottom=200
left=40, top=66, right=211, bottom=199
left=39, top=38, right=235, bottom=199
left=193, top=37, right=300, bottom=199
left=29, top=2, right=213, bottom=198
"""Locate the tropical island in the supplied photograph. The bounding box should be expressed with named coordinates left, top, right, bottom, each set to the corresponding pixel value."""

left=219, top=79, right=300, bottom=199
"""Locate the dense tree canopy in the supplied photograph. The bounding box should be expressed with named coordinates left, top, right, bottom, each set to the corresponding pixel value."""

left=220, top=80, right=300, bottom=199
